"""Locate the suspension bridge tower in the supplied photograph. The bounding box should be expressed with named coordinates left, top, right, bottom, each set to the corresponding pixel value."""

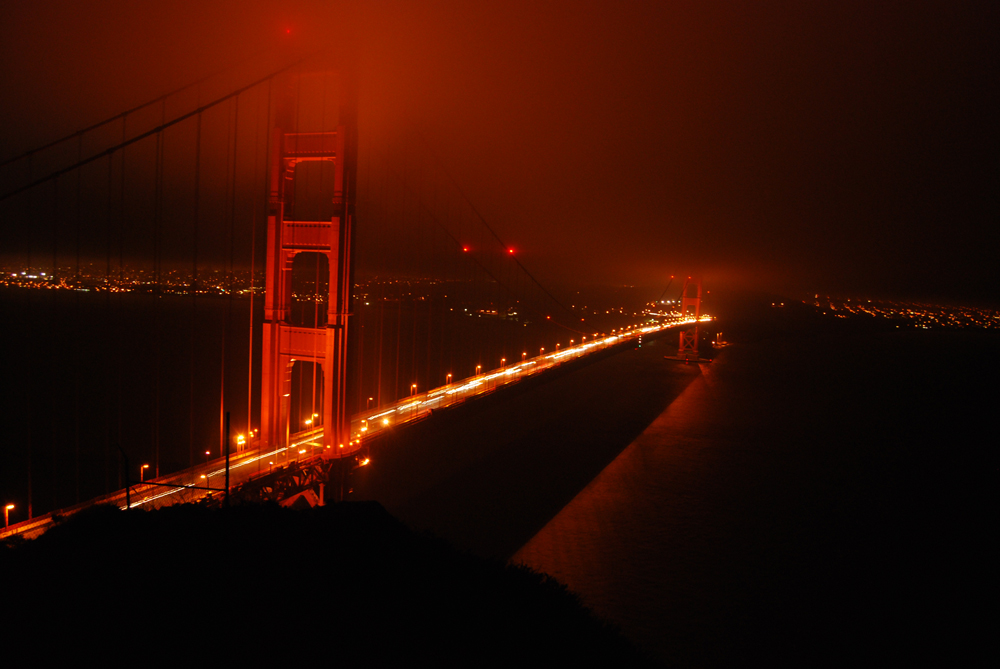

left=676, top=277, right=703, bottom=360
left=260, top=67, right=358, bottom=455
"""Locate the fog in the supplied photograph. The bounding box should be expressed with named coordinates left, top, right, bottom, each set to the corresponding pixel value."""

left=1, top=0, right=996, bottom=302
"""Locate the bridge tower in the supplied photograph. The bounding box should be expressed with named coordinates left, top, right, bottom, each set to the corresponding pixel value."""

left=260, top=68, right=358, bottom=455
left=677, top=277, right=702, bottom=360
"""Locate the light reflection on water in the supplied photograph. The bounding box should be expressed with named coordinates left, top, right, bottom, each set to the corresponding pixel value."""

left=512, top=330, right=995, bottom=665
left=513, top=362, right=724, bottom=664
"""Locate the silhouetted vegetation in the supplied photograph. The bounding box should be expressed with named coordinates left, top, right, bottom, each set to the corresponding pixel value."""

left=1, top=502, right=657, bottom=665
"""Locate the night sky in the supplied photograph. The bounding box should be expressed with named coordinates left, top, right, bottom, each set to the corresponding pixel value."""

left=1, top=0, right=996, bottom=303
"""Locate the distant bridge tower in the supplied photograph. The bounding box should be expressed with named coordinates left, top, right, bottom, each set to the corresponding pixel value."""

left=260, top=68, right=358, bottom=455
left=677, top=277, right=702, bottom=360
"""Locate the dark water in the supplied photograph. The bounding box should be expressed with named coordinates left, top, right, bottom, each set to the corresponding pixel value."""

left=512, top=321, right=997, bottom=665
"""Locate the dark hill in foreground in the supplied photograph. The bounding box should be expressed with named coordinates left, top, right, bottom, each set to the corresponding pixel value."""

left=1, top=502, right=656, bottom=666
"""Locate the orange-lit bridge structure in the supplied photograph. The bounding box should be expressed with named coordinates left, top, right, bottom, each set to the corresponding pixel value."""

left=0, top=53, right=710, bottom=540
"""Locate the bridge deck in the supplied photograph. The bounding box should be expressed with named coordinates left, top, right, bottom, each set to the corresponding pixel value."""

left=1, top=318, right=706, bottom=540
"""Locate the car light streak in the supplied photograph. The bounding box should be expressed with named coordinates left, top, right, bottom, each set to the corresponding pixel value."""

left=446, top=380, right=482, bottom=395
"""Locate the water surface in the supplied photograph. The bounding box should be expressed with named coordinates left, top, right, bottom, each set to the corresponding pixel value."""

left=514, top=326, right=995, bottom=666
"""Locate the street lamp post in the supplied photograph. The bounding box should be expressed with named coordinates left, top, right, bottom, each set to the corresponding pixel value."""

left=4, top=504, right=13, bottom=529
left=476, top=364, right=482, bottom=376
left=139, top=464, right=149, bottom=482
left=446, top=373, right=452, bottom=385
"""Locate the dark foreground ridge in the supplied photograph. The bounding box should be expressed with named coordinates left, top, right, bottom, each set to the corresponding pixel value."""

left=1, top=502, right=657, bottom=666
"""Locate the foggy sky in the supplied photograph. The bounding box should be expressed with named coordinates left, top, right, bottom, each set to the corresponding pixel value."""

left=1, top=0, right=996, bottom=303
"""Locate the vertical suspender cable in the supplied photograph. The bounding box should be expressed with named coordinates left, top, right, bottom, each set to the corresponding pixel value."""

left=72, top=136, right=83, bottom=501
left=50, top=178, right=59, bottom=511
left=190, top=112, right=201, bottom=466
left=247, top=80, right=267, bottom=454
left=104, top=153, right=113, bottom=494
left=116, top=115, right=126, bottom=486
left=376, top=137, right=387, bottom=407
left=255, top=78, right=273, bottom=473
left=25, top=159, right=35, bottom=518
left=153, top=121, right=163, bottom=478
left=75, top=136, right=82, bottom=278
left=221, top=95, right=239, bottom=459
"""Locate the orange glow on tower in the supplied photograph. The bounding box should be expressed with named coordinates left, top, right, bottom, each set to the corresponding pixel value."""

left=259, top=66, right=359, bottom=456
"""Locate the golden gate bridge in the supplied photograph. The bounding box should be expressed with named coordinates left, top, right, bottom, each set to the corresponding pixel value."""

left=0, top=51, right=708, bottom=538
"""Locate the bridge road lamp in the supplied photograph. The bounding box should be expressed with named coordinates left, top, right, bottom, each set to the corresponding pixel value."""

left=4, top=504, right=13, bottom=529
left=476, top=364, right=482, bottom=376
left=446, top=373, right=452, bottom=385
left=139, top=464, right=149, bottom=482
left=367, top=397, right=373, bottom=410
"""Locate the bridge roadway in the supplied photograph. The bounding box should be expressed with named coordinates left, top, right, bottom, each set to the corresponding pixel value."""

left=1, top=316, right=706, bottom=540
